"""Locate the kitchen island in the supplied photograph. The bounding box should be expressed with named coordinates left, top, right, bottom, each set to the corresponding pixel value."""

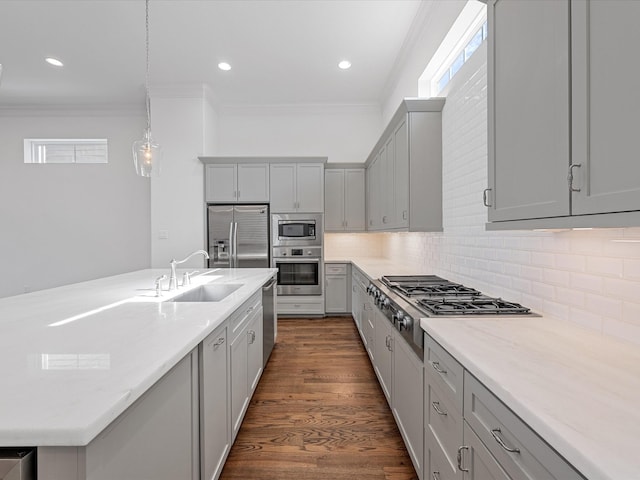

left=0, top=267, right=276, bottom=479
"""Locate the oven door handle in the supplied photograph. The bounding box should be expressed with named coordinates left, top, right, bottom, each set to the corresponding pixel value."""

left=274, top=258, right=321, bottom=263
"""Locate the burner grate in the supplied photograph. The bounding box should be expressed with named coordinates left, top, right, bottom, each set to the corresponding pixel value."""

left=417, top=297, right=531, bottom=316
left=396, top=283, right=481, bottom=297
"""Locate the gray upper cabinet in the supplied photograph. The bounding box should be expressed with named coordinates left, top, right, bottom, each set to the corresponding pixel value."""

left=487, top=0, right=640, bottom=228
left=204, top=163, right=269, bottom=203
left=270, top=162, right=324, bottom=213
left=325, top=167, right=365, bottom=232
left=366, top=98, right=444, bottom=232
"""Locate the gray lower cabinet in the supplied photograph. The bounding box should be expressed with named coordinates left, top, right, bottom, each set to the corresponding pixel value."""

left=247, top=305, right=264, bottom=394
left=325, top=263, right=350, bottom=314
left=424, top=334, right=584, bottom=480
left=200, top=324, right=230, bottom=480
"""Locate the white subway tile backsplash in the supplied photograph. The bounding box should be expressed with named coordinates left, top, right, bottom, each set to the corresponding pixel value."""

left=585, top=294, right=622, bottom=320
left=555, top=254, right=586, bottom=272
left=586, top=256, right=623, bottom=278
left=570, top=272, right=603, bottom=293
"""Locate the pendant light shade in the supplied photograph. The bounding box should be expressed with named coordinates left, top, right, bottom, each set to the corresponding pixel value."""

left=133, top=127, right=162, bottom=177
left=133, top=0, right=161, bottom=177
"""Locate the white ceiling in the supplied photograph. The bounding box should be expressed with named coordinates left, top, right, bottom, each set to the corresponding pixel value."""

left=0, top=0, right=424, bottom=109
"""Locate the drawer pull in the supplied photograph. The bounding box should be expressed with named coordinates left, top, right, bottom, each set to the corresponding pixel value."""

left=431, top=401, right=447, bottom=416
left=457, top=446, right=469, bottom=472
left=431, top=361, right=447, bottom=375
left=491, top=428, right=521, bottom=454
left=432, top=472, right=440, bottom=480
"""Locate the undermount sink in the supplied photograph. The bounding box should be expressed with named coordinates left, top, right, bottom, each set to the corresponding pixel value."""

left=169, top=283, right=242, bottom=302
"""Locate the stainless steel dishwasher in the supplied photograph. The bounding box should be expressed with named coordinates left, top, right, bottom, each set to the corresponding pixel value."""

left=0, top=448, right=35, bottom=479
left=262, top=277, right=277, bottom=366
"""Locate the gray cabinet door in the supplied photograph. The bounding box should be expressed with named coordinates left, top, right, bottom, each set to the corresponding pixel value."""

left=269, top=164, right=297, bottom=212
left=325, top=169, right=346, bottom=231
left=487, top=0, right=570, bottom=221
left=344, top=169, right=366, bottom=231
left=247, top=306, right=264, bottom=394
left=200, top=326, right=230, bottom=480
left=571, top=0, right=640, bottom=215
left=206, top=164, right=237, bottom=202
left=325, top=274, right=348, bottom=313
left=373, top=310, right=393, bottom=403
left=392, top=332, right=424, bottom=478
left=394, top=118, right=409, bottom=229
left=297, top=163, right=324, bottom=212
left=230, top=322, right=249, bottom=440
left=462, top=422, right=510, bottom=480
left=237, top=164, right=269, bottom=203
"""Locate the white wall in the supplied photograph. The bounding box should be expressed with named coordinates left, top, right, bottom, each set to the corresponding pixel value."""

left=380, top=45, right=640, bottom=344
left=380, top=0, right=466, bottom=125
left=0, top=110, right=150, bottom=298
left=216, top=104, right=381, bottom=164
left=151, top=91, right=216, bottom=269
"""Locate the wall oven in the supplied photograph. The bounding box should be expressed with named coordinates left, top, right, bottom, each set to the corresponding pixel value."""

left=272, top=246, right=322, bottom=295
left=272, top=213, right=322, bottom=247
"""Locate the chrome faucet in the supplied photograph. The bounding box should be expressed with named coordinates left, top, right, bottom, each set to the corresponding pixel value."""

left=169, top=250, right=210, bottom=290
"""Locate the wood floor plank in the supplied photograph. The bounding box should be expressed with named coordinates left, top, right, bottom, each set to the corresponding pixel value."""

left=219, top=317, right=418, bottom=480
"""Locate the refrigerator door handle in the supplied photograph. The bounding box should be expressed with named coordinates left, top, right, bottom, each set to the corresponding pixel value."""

left=228, top=222, right=234, bottom=267
left=233, top=222, right=238, bottom=267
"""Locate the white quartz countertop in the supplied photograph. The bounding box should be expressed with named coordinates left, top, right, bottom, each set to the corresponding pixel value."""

left=421, top=316, right=640, bottom=480
left=324, top=256, right=419, bottom=280
left=331, top=255, right=638, bottom=479
left=0, top=268, right=276, bottom=446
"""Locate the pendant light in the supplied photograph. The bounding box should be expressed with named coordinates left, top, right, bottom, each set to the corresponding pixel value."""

left=132, top=0, right=162, bottom=177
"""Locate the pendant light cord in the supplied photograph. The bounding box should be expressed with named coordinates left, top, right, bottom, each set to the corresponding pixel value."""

left=145, top=0, right=151, bottom=133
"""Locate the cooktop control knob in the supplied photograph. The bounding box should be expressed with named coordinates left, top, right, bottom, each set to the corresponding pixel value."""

left=397, top=315, right=411, bottom=331
left=382, top=297, right=390, bottom=308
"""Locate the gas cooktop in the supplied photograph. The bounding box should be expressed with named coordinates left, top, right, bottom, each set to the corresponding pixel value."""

left=380, top=275, right=532, bottom=316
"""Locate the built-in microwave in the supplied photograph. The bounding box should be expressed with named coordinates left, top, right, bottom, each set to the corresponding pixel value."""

left=272, top=213, right=323, bottom=247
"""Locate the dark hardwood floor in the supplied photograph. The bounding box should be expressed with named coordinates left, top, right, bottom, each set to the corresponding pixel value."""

left=219, top=317, right=418, bottom=480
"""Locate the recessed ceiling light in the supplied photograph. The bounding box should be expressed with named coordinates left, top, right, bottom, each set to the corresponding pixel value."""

left=45, top=57, right=64, bottom=67
left=338, top=60, right=351, bottom=70
left=218, top=62, right=231, bottom=71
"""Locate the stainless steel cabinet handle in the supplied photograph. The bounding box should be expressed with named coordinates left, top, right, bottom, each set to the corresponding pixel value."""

left=247, top=330, right=256, bottom=344
left=382, top=215, right=387, bottom=224
left=210, top=337, right=225, bottom=349
left=432, top=472, right=440, bottom=480
left=568, top=163, right=582, bottom=192
left=403, top=210, right=407, bottom=220
left=457, top=446, right=469, bottom=472
left=491, top=428, right=520, bottom=453
left=432, top=401, right=447, bottom=416
left=431, top=361, right=447, bottom=375
left=483, top=188, right=492, bottom=207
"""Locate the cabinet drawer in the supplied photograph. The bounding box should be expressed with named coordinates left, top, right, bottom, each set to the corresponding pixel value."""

left=277, top=301, right=324, bottom=315
left=326, top=263, right=348, bottom=275
left=426, top=377, right=463, bottom=472
left=424, top=334, right=463, bottom=413
left=464, top=372, right=584, bottom=480
left=425, top=426, right=457, bottom=480
left=229, top=291, right=261, bottom=343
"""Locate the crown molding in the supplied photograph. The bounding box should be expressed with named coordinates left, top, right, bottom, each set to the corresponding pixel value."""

left=216, top=102, right=381, bottom=117
left=0, top=103, right=144, bottom=117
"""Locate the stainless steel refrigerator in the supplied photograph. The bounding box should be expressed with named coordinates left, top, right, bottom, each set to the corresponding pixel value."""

left=207, top=204, right=270, bottom=268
